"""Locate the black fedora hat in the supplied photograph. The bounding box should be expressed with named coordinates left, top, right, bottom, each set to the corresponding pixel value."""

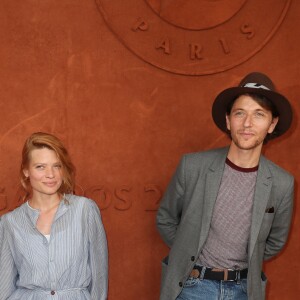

left=212, top=72, right=293, bottom=138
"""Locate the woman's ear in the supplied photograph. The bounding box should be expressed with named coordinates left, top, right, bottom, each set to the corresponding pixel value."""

left=23, top=169, right=29, bottom=178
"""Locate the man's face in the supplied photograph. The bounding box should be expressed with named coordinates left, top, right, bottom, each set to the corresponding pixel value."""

left=226, top=95, right=278, bottom=151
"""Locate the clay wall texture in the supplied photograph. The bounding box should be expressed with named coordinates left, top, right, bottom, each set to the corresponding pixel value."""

left=0, top=0, right=299, bottom=299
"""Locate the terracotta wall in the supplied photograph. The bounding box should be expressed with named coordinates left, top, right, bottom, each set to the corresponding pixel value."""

left=0, top=1, right=299, bottom=299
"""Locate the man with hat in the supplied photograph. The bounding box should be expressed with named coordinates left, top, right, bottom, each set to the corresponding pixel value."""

left=156, top=72, right=294, bottom=300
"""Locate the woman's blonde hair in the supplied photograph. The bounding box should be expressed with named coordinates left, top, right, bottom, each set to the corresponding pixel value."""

left=20, top=132, right=75, bottom=196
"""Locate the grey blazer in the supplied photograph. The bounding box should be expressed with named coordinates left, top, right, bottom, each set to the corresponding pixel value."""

left=156, top=147, right=294, bottom=300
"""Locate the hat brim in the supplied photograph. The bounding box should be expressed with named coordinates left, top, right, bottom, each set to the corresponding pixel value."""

left=212, top=87, right=293, bottom=138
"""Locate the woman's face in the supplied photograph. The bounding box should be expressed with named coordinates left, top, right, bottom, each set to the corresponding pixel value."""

left=23, top=148, right=63, bottom=198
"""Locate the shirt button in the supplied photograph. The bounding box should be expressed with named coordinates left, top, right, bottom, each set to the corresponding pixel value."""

left=191, top=256, right=195, bottom=261
left=179, top=282, right=183, bottom=287
left=51, top=291, right=55, bottom=295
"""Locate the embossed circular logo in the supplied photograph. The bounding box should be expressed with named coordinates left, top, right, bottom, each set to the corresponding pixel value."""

left=95, top=0, right=291, bottom=75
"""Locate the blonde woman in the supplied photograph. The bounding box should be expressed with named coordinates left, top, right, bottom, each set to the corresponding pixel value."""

left=0, top=132, right=108, bottom=299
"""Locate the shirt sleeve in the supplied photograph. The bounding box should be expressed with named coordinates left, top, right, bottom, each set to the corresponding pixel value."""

left=0, top=217, right=18, bottom=299
left=87, top=201, right=108, bottom=300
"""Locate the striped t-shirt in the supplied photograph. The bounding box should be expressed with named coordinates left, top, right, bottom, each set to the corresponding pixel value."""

left=198, top=158, right=258, bottom=269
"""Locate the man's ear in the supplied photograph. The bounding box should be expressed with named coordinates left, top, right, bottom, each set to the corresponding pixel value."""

left=226, top=114, right=231, bottom=131
left=268, top=117, right=279, bottom=134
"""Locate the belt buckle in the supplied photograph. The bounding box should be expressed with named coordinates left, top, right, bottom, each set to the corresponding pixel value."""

left=223, top=269, right=242, bottom=283
left=223, top=269, right=235, bottom=281
left=222, top=268, right=243, bottom=282
left=212, top=268, right=235, bottom=281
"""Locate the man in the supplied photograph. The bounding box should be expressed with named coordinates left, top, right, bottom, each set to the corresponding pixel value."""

left=156, top=72, right=294, bottom=300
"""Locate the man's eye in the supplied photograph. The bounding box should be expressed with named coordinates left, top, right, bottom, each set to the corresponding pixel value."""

left=234, top=111, right=244, bottom=116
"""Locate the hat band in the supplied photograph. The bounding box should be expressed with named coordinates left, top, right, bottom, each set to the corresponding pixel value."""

left=243, top=83, right=270, bottom=90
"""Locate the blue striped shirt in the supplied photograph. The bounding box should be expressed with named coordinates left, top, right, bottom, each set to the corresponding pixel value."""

left=0, top=195, right=108, bottom=300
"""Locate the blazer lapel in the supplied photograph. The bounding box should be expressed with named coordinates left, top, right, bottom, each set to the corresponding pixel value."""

left=198, top=149, right=228, bottom=250
left=248, top=156, right=272, bottom=259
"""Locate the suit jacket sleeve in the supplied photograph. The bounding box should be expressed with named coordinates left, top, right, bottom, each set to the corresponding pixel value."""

left=156, top=156, right=186, bottom=248
left=264, top=175, right=294, bottom=260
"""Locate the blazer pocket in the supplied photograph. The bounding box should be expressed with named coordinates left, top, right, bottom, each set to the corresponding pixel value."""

left=265, top=207, right=274, bottom=213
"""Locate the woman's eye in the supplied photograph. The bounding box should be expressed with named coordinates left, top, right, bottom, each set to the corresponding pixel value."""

left=36, top=165, right=44, bottom=169
left=54, top=165, right=62, bottom=169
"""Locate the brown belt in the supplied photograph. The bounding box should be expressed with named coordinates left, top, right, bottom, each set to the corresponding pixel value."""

left=190, top=265, right=248, bottom=282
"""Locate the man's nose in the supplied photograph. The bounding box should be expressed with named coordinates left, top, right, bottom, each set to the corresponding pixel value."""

left=243, top=115, right=253, bottom=127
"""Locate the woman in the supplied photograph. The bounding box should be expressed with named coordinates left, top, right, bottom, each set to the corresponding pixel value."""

left=0, top=132, right=108, bottom=299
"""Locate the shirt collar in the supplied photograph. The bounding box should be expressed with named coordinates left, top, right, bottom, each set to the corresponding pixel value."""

left=25, top=196, right=70, bottom=227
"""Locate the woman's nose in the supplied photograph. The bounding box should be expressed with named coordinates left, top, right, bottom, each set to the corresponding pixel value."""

left=45, top=168, right=55, bottom=178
